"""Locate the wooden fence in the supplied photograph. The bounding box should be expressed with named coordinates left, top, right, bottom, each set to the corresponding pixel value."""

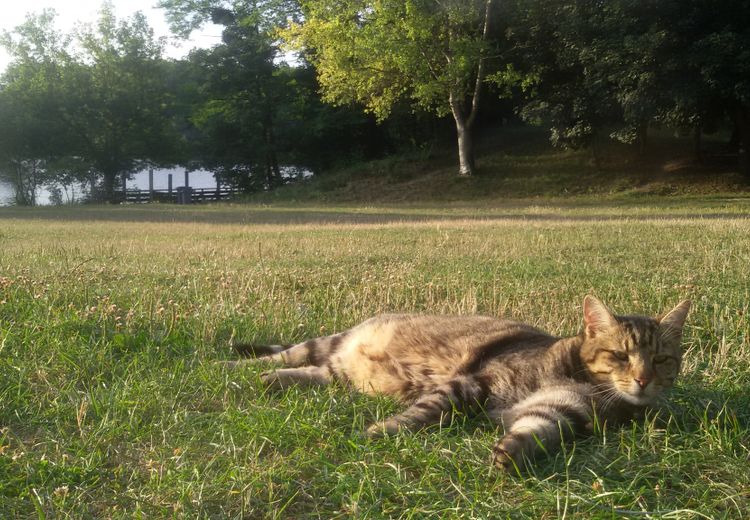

left=117, top=187, right=240, bottom=204
left=117, top=169, right=241, bottom=204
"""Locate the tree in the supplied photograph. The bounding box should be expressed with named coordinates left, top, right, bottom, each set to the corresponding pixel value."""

left=0, top=79, right=52, bottom=205
left=187, top=11, right=287, bottom=190
left=0, top=10, right=73, bottom=205
left=1, top=4, right=183, bottom=203
left=161, top=0, right=394, bottom=188
left=159, top=0, right=300, bottom=36
left=685, top=0, right=750, bottom=177
left=507, top=0, right=750, bottom=176
left=160, top=1, right=300, bottom=190
left=505, top=0, right=644, bottom=156
left=65, top=4, right=182, bottom=201
left=282, top=0, right=497, bottom=176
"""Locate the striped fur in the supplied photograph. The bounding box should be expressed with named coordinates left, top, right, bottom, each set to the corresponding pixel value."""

left=224, top=296, right=690, bottom=471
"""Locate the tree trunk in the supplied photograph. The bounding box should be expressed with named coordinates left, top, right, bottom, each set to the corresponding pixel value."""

left=12, top=159, right=38, bottom=206
left=262, top=115, right=282, bottom=188
left=636, top=121, right=648, bottom=156
left=456, top=120, right=475, bottom=177
left=450, top=91, right=476, bottom=176
left=13, top=161, right=30, bottom=206
left=102, top=170, right=117, bottom=203
left=738, top=106, right=750, bottom=179
left=447, top=0, right=493, bottom=177
left=728, top=119, right=740, bottom=152
left=693, top=124, right=702, bottom=163
left=264, top=163, right=277, bottom=190
left=267, top=126, right=281, bottom=185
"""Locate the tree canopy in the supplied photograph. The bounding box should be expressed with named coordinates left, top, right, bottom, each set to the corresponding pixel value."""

left=0, top=4, right=182, bottom=203
left=1, top=0, right=749, bottom=205
left=0, top=11, right=73, bottom=204
left=282, top=0, right=498, bottom=176
left=505, top=0, right=750, bottom=172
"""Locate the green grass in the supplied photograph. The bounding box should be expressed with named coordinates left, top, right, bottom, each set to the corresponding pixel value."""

left=1, top=198, right=749, bottom=518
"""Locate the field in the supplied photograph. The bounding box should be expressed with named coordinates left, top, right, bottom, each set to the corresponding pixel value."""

left=1, top=198, right=749, bottom=518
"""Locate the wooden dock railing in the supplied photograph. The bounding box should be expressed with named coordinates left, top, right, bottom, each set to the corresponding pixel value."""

left=117, top=187, right=240, bottom=204
left=118, top=170, right=240, bottom=204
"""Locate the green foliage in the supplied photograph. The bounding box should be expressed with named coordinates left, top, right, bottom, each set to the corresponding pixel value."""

left=66, top=5, right=182, bottom=200
left=282, top=0, right=501, bottom=175
left=161, top=0, right=397, bottom=189
left=182, top=14, right=285, bottom=190
left=505, top=0, right=750, bottom=174
left=0, top=11, right=74, bottom=205
left=284, top=0, right=492, bottom=120
left=158, top=0, right=300, bottom=38
left=4, top=0, right=750, bottom=203
left=0, top=4, right=183, bottom=203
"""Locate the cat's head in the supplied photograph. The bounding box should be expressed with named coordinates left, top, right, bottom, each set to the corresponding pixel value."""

left=579, top=296, right=691, bottom=406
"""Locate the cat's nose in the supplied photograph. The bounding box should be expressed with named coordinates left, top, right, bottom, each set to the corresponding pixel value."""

left=634, top=376, right=651, bottom=389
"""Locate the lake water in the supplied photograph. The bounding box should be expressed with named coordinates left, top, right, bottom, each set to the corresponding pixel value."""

left=0, top=167, right=219, bottom=206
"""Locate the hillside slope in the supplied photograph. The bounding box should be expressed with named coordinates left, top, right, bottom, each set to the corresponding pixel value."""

left=254, top=127, right=749, bottom=203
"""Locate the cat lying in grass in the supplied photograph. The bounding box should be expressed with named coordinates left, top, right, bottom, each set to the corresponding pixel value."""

left=223, top=296, right=690, bottom=470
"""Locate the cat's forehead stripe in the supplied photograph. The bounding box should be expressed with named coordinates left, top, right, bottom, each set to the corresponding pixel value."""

left=619, top=320, right=638, bottom=351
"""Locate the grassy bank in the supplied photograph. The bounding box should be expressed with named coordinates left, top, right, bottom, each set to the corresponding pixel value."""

left=251, top=127, right=749, bottom=204
left=1, top=199, right=749, bottom=517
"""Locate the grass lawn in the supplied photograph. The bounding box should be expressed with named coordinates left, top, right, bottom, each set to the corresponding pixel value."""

left=1, top=198, right=749, bottom=518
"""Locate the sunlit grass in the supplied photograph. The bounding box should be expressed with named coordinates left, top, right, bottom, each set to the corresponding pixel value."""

left=1, top=199, right=749, bottom=517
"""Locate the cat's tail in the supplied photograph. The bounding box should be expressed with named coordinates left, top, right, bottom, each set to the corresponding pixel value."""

left=229, top=331, right=350, bottom=367
left=231, top=343, right=293, bottom=358
left=217, top=343, right=293, bottom=368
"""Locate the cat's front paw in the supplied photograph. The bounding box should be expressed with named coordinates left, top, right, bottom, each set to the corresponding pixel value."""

left=260, top=370, right=285, bottom=390
left=365, top=419, right=401, bottom=438
left=491, top=436, right=521, bottom=471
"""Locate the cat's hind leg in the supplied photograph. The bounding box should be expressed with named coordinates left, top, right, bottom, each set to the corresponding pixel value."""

left=365, top=375, right=487, bottom=437
left=260, top=366, right=333, bottom=390
left=489, top=384, right=593, bottom=471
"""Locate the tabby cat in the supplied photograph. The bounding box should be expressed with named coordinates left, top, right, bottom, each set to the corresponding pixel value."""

left=224, top=296, right=690, bottom=470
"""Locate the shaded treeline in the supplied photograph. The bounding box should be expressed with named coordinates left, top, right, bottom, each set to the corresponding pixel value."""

left=0, top=0, right=748, bottom=205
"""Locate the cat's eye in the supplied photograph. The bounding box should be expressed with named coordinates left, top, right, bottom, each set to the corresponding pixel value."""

left=611, top=350, right=629, bottom=361
left=653, top=355, right=670, bottom=364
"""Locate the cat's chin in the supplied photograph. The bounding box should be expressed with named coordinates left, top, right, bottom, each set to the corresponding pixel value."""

left=617, top=389, right=655, bottom=406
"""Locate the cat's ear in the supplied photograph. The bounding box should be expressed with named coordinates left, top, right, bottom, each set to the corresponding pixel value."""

left=658, top=300, right=691, bottom=332
left=583, top=295, right=616, bottom=338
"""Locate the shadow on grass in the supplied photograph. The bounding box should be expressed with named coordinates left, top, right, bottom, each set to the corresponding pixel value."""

left=667, top=383, right=750, bottom=430
left=1, top=201, right=749, bottom=226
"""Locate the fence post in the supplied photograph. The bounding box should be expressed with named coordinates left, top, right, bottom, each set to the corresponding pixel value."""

left=121, top=172, right=127, bottom=203
left=168, top=173, right=173, bottom=201
left=149, top=167, right=154, bottom=201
